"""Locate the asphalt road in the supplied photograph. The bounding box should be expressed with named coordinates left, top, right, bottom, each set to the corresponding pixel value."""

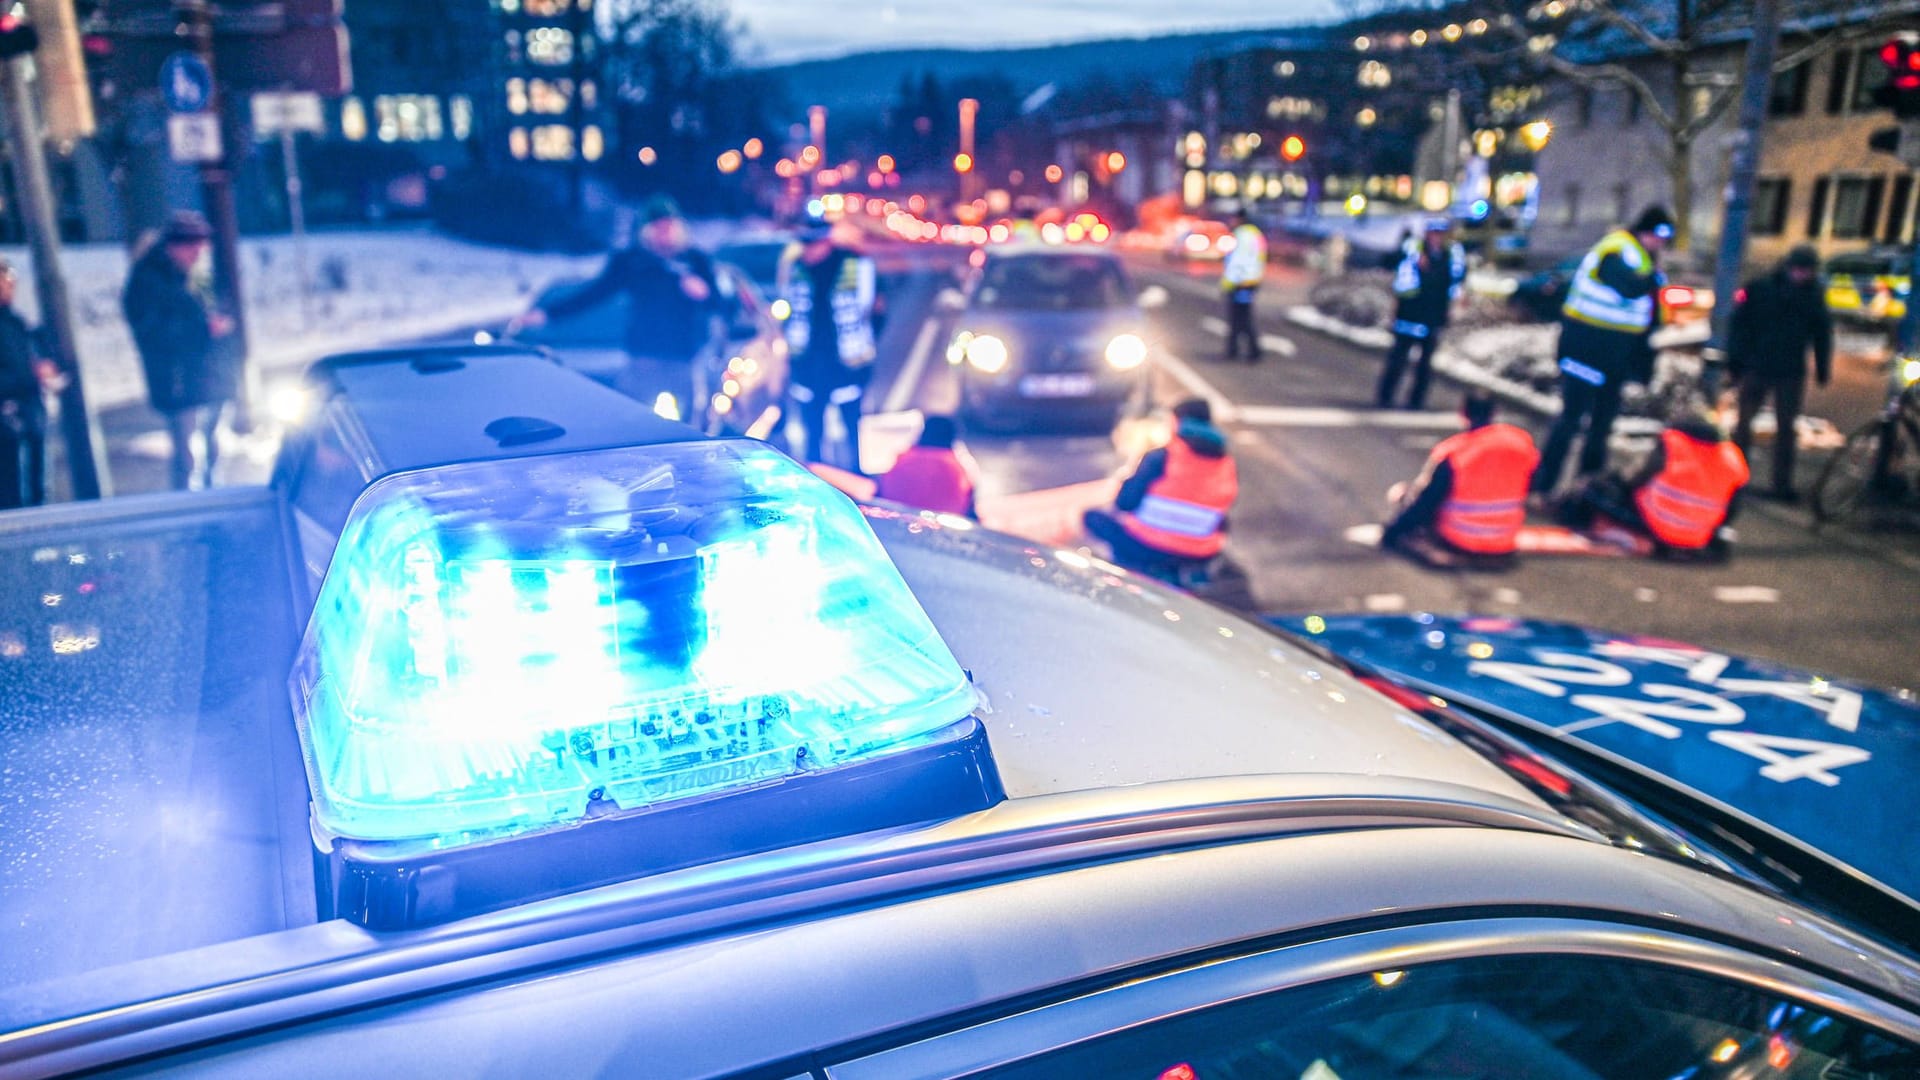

left=868, top=242, right=1920, bottom=692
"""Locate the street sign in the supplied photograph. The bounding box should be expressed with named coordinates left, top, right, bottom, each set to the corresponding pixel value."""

left=251, top=91, right=324, bottom=134
left=166, top=111, right=222, bottom=162
left=159, top=51, right=212, bottom=113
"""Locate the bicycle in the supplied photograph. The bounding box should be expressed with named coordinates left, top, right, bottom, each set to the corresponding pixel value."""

left=1811, top=357, right=1920, bottom=523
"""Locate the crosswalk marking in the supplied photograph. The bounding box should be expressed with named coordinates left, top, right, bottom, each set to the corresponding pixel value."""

left=1234, top=405, right=1461, bottom=430
left=884, top=316, right=945, bottom=413
left=1196, top=316, right=1298, bottom=356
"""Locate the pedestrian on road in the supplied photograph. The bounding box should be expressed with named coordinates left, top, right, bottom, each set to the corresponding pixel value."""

left=1083, top=397, right=1238, bottom=582
left=1220, top=205, right=1268, bottom=362
left=1376, top=217, right=1467, bottom=410
left=0, top=257, right=53, bottom=510
left=123, top=211, right=236, bottom=491
left=875, top=415, right=979, bottom=518
left=514, top=195, right=727, bottom=420
left=778, top=208, right=879, bottom=471
left=1728, top=244, right=1833, bottom=502
left=1382, top=392, right=1538, bottom=559
left=1531, top=205, right=1674, bottom=499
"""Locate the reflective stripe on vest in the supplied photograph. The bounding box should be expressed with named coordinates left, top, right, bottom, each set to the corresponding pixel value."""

left=1561, top=230, right=1656, bottom=333
left=1431, top=423, right=1539, bottom=554
left=1119, top=435, right=1238, bottom=560
left=1633, top=429, right=1749, bottom=549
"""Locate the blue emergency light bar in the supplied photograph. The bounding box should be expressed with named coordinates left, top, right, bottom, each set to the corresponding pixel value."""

left=275, top=348, right=1002, bottom=929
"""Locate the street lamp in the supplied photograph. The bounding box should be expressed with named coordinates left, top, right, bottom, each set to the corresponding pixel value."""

left=1519, top=120, right=1553, bottom=152
left=1105, top=150, right=1126, bottom=173
left=953, top=152, right=974, bottom=174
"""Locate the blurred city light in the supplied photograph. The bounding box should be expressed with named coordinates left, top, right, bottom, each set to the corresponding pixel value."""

left=742, top=137, right=764, bottom=159
left=953, top=152, right=974, bottom=173
left=637, top=146, right=657, bottom=165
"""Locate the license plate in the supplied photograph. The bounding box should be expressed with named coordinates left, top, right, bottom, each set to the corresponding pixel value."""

left=1018, top=373, right=1096, bottom=398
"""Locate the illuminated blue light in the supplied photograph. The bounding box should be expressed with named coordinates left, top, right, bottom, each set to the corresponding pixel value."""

left=292, top=441, right=977, bottom=843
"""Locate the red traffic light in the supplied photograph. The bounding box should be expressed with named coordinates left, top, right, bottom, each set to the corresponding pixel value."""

left=1281, top=134, right=1306, bottom=162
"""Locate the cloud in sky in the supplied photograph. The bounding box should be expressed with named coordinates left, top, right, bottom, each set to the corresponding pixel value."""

left=731, top=0, right=1336, bottom=64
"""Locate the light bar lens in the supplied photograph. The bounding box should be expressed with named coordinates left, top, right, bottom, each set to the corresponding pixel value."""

left=292, top=441, right=976, bottom=843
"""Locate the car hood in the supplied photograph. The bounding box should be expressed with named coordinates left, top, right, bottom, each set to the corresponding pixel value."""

left=958, top=309, right=1138, bottom=343
left=1275, top=614, right=1920, bottom=906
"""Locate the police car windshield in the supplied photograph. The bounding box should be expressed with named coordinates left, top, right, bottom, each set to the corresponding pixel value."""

left=975, top=255, right=1130, bottom=312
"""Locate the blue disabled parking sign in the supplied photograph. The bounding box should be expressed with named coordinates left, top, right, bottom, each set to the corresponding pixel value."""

left=160, top=52, right=213, bottom=114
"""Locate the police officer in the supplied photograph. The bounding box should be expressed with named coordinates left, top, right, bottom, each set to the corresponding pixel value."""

left=1728, top=245, right=1832, bottom=502
left=875, top=415, right=979, bottom=518
left=1561, top=407, right=1748, bottom=555
left=1083, top=398, right=1238, bottom=580
left=1532, top=206, right=1674, bottom=498
left=778, top=208, right=878, bottom=470
left=1376, top=217, right=1467, bottom=410
left=0, top=257, right=49, bottom=510
left=1220, top=205, right=1268, bottom=362
left=516, top=195, right=726, bottom=419
left=1382, top=393, right=1539, bottom=558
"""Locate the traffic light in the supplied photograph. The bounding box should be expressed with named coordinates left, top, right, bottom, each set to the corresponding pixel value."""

left=1281, top=134, right=1306, bottom=162
left=1873, top=33, right=1920, bottom=118
left=0, top=10, right=41, bottom=59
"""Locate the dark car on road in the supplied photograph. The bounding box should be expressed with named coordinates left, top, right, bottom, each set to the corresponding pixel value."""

left=941, top=246, right=1167, bottom=430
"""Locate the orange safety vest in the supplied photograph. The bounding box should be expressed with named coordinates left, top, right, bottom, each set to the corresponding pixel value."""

left=1118, top=436, right=1238, bottom=559
left=1431, top=423, right=1540, bottom=555
left=875, top=446, right=975, bottom=516
left=1634, top=428, right=1750, bottom=549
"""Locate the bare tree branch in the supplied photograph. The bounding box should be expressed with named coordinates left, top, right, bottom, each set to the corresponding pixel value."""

left=1578, top=0, right=1690, bottom=57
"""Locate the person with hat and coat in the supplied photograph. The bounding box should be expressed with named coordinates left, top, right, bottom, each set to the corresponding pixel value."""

left=1532, top=205, right=1675, bottom=499
left=1728, top=245, right=1833, bottom=502
left=122, top=210, right=235, bottom=490
left=1376, top=217, right=1467, bottom=410
left=777, top=208, right=878, bottom=470
left=0, top=256, right=55, bottom=509
left=516, top=195, right=727, bottom=419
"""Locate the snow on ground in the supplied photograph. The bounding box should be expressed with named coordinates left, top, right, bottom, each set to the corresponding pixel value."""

left=2, top=228, right=611, bottom=411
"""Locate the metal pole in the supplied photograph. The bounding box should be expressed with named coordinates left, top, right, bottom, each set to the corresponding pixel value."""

left=1703, top=0, right=1782, bottom=398
left=0, top=54, right=108, bottom=499
left=280, top=126, right=311, bottom=327
left=178, top=0, right=256, bottom=431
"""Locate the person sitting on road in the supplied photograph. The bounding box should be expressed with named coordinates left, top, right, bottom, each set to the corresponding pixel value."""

left=1558, top=406, right=1749, bottom=556
left=875, top=415, right=980, bottom=518
left=1382, top=393, right=1539, bottom=560
left=1083, top=397, right=1238, bottom=580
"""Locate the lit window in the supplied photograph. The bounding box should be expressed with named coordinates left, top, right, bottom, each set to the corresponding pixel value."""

left=509, top=127, right=529, bottom=159
left=374, top=95, right=444, bottom=142
left=500, top=0, right=519, bottom=10
left=1273, top=60, right=1296, bottom=77
left=340, top=96, right=367, bottom=141
left=1358, top=60, right=1392, bottom=88
left=582, top=125, right=603, bottom=161
left=531, top=124, right=575, bottom=160
left=451, top=95, right=473, bottom=140
left=529, top=78, right=572, bottom=114
left=506, top=78, right=527, bottom=115
left=579, top=80, right=597, bottom=108
left=526, top=26, right=575, bottom=66
left=525, top=0, right=571, bottom=13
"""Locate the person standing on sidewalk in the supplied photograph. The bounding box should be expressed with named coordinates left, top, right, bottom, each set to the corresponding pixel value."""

left=0, top=257, right=52, bottom=510
left=778, top=209, right=878, bottom=470
left=1531, top=205, right=1673, bottom=499
left=1728, top=245, right=1832, bottom=503
left=1375, top=217, right=1466, bottom=410
left=1220, top=205, right=1268, bottom=362
left=123, top=211, right=236, bottom=491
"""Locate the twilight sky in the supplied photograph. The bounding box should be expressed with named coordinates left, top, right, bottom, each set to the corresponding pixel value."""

left=731, top=0, right=1338, bottom=64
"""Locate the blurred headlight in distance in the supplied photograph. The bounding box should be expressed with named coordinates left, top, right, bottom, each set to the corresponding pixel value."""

left=269, top=384, right=313, bottom=426
left=653, top=392, right=682, bottom=421
left=1106, top=333, right=1148, bottom=370
left=964, top=334, right=1009, bottom=373
left=770, top=299, right=792, bottom=321
left=473, top=330, right=495, bottom=345
left=1902, top=356, right=1920, bottom=386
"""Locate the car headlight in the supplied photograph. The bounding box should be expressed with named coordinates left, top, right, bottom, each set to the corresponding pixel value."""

left=1105, top=333, right=1148, bottom=371
left=964, top=334, right=1009, bottom=373
left=1903, top=356, right=1920, bottom=387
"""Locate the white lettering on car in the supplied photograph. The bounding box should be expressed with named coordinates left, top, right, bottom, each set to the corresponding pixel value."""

left=1467, top=647, right=1872, bottom=786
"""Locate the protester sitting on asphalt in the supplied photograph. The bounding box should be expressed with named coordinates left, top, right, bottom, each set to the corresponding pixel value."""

left=1382, top=392, right=1539, bottom=560
left=1083, top=397, right=1238, bottom=581
left=1557, top=406, right=1748, bottom=557
left=875, top=415, right=979, bottom=518
left=1728, top=244, right=1833, bottom=504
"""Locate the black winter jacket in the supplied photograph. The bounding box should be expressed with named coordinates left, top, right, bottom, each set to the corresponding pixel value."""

left=123, top=246, right=228, bottom=412
left=1728, top=270, right=1833, bottom=383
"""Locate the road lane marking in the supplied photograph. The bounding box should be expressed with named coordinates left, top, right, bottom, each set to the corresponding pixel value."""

left=1343, top=524, right=1384, bottom=547
left=1491, top=588, right=1522, bottom=605
left=1363, top=593, right=1406, bottom=611
left=1234, top=405, right=1461, bottom=430
left=1154, top=351, right=1236, bottom=420
left=1195, top=316, right=1299, bottom=357
left=1713, top=586, right=1781, bottom=604
left=883, top=316, right=944, bottom=414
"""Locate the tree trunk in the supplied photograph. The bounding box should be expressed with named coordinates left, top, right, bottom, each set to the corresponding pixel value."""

left=1669, top=134, right=1694, bottom=251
